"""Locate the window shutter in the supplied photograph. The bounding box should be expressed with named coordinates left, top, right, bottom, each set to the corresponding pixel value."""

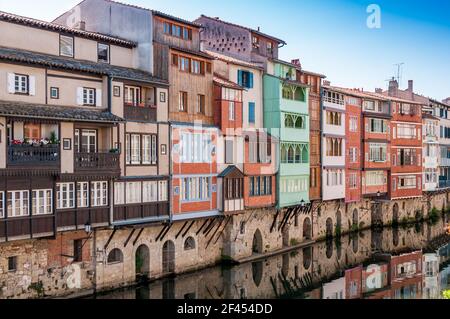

left=249, top=72, right=254, bottom=89
left=206, top=62, right=212, bottom=74
left=172, top=54, right=178, bottom=66
left=7, top=73, right=15, bottom=93
left=237, top=70, right=242, bottom=86
left=96, top=89, right=102, bottom=107
left=28, top=76, right=36, bottom=96
left=76, top=87, right=84, bottom=105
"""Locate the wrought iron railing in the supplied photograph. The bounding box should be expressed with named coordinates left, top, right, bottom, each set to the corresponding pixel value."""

left=8, top=145, right=60, bottom=165
left=75, top=151, right=120, bottom=171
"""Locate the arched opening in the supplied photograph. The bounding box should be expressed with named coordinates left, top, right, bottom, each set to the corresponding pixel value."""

left=107, top=248, right=123, bottom=264
left=393, top=228, right=399, bottom=247
left=184, top=237, right=196, bottom=250
left=285, top=114, right=294, bottom=128
left=162, top=240, right=175, bottom=274
left=336, top=210, right=342, bottom=235
left=326, top=239, right=333, bottom=259
left=326, top=218, right=333, bottom=238
left=352, top=233, right=359, bottom=254
left=281, top=144, right=287, bottom=163
left=303, top=217, right=312, bottom=240
left=295, top=145, right=301, bottom=163
left=295, top=116, right=303, bottom=129
left=303, top=247, right=312, bottom=270
left=252, top=261, right=263, bottom=287
left=252, top=229, right=263, bottom=254
left=288, top=145, right=295, bottom=163
left=393, top=203, right=399, bottom=225
left=352, top=209, right=359, bottom=227
left=135, top=244, right=150, bottom=279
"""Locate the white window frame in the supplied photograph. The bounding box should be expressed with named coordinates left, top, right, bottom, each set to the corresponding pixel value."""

left=180, top=177, right=211, bottom=202
left=77, top=182, right=89, bottom=208
left=91, top=181, right=108, bottom=207
left=130, top=134, right=141, bottom=164
left=7, top=190, right=30, bottom=217
left=14, top=74, right=28, bottom=94
left=0, top=191, right=4, bottom=218
left=349, top=116, right=358, bottom=132
left=126, top=182, right=141, bottom=204
left=56, top=183, right=75, bottom=209
left=114, top=182, right=125, bottom=205
left=229, top=101, right=235, bottom=120
left=32, top=189, right=53, bottom=215
left=158, top=180, right=168, bottom=202
left=82, top=88, right=96, bottom=106
left=60, top=35, right=74, bottom=57
left=97, top=43, right=110, bottom=63
left=142, top=181, right=158, bottom=203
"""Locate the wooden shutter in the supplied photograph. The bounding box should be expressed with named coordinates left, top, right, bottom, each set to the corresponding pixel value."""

left=7, top=73, right=15, bottom=93
left=96, top=89, right=102, bottom=107
left=188, top=29, right=192, bottom=40
left=28, top=76, right=36, bottom=96
left=76, top=87, right=84, bottom=105
left=206, top=62, right=212, bottom=74
left=172, top=54, right=178, bottom=66
left=249, top=72, right=254, bottom=89
left=237, top=70, right=243, bottom=86
left=200, top=61, right=205, bottom=75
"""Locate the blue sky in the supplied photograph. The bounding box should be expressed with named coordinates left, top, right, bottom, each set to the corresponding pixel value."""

left=1, top=0, right=449, bottom=100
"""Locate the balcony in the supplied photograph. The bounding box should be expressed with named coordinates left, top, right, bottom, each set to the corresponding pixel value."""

left=74, top=151, right=120, bottom=174
left=8, top=144, right=60, bottom=166
left=439, top=180, right=450, bottom=189
left=124, top=103, right=157, bottom=122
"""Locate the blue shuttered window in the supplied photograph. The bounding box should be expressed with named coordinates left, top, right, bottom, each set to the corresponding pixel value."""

left=249, top=102, right=255, bottom=124
left=238, top=70, right=254, bottom=89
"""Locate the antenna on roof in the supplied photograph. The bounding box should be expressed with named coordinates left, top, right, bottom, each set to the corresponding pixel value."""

left=394, top=62, right=404, bottom=87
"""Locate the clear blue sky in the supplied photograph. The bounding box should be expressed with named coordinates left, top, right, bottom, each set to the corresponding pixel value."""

left=1, top=0, right=449, bottom=100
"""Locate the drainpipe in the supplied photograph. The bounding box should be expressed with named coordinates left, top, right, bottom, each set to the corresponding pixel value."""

left=107, top=75, right=112, bottom=113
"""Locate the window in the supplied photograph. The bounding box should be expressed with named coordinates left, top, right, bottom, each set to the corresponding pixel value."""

left=229, top=101, right=235, bottom=120
left=397, top=149, right=417, bottom=166
left=32, top=189, right=52, bottom=215
left=238, top=70, right=253, bottom=89
left=349, top=173, right=358, bottom=189
left=0, top=192, right=3, bottom=218
left=324, top=169, right=344, bottom=186
left=397, top=124, right=417, bottom=139
left=125, top=133, right=157, bottom=165
left=91, top=181, right=108, bottom=207
left=364, top=100, right=376, bottom=111
left=225, top=140, right=234, bottom=164
left=74, top=239, right=83, bottom=262
left=191, top=59, right=201, bottom=74
left=142, top=134, right=157, bottom=165
left=97, top=43, right=110, bottom=63
left=180, top=177, right=211, bottom=201
left=425, top=169, right=437, bottom=183
left=252, top=36, right=259, bottom=49
left=267, top=41, right=273, bottom=55
left=182, top=27, right=192, bottom=40
left=285, top=114, right=305, bottom=129
left=107, top=248, right=123, bottom=264
left=163, top=22, right=171, bottom=34
left=126, top=182, right=141, bottom=204
left=281, top=143, right=309, bottom=163
left=323, top=90, right=344, bottom=105
left=369, top=118, right=388, bottom=133
left=128, top=134, right=141, bottom=164
left=398, top=176, right=417, bottom=189
left=349, top=147, right=358, bottom=163
left=59, top=35, right=74, bottom=57
left=142, top=181, right=158, bottom=203
left=280, top=177, right=308, bottom=193
left=325, top=138, right=342, bottom=157
left=197, top=94, right=205, bottom=114
left=349, top=116, right=358, bottom=132
left=82, top=88, right=96, bottom=106
left=7, top=190, right=29, bottom=217
left=184, top=237, right=196, bottom=250
left=226, top=178, right=243, bottom=199
left=369, top=143, right=387, bottom=162
left=24, top=123, right=40, bottom=140
left=326, top=111, right=342, bottom=126
left=171, top=24, right=181, bottom=37
left=14, top=74, right=28, bottom=94
left=365, top=171, right=386, bottom=186
left=56, top=183, right=75, bottom=209
left=8, top=256, right=17, bottom=272
left=179, top=57, right=190, bottom=72
left=77, top=182, right=89, bottom=208
left=179, top=91, right=188, bottom=111
left=114, top=182, right=125, bottom=205
left=249, top=176, right=272, bottom=196
left=50, top=87, right=59, bottom=99
left=124, top=86, right=141, bottom=106
left=248, top=102, right=255, bottom=124
left=222, top=88, right=242, bottom=102
left=180, top=132, right=212, bottom=163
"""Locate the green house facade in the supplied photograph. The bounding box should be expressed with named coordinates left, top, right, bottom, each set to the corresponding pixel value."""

left=263, top=61, right=310, bottom=208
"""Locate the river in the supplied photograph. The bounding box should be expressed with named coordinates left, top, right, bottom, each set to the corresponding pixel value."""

left=87, top=218, right=450, bottom=299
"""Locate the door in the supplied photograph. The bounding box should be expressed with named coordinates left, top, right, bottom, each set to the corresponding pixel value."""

left=75, top=129, right=97, bottom=153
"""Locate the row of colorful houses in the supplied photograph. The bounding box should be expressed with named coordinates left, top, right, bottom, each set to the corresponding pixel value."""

left=0, top=0, right=449, bottom=245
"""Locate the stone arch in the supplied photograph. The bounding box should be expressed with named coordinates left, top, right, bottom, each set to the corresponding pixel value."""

left=303, top=247, right=312, bottom=270
left=303, top=217, right=312, bottom=240
left=184, top=237, right=196, bottom=250
left=107, top=248, right=123, bottom=264
left=135, top=244, right=150, bottom=279
left=162, top=240, right=175, bottom=274
left=252, top=261, right=263, bottom=287
left=352, top=208, right=359, bottom=226
left=252, top=229, right=263, bottom=254
left=393, top=203, right=399, bottom=224
left=352, top=234, right=359, bottom=254
left=326, top=239, right=333, bottom=259
left=326, top=217, right=333, bottom=238
left=336, top=210, right=342, bottom=234
left=393, top=228, right=399, bottom=247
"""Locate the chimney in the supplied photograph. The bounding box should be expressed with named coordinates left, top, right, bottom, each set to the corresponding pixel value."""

left=444, top=97, right=450, bottom=105
left=408, top=80, right=414, bottom=92
left=291, top=59, right=301, bottom=67
left=375, top=88, right=383, bottom=93
left=388, top=77, right=399, bottom=97
left=77, top=20, right=86, bottom=31
left=323, top=80, right=331, bottom=86
left=257, top=26, right=260, bottom=31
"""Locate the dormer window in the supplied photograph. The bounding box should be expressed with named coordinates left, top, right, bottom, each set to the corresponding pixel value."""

left=267, top=42, right=273, bottom=55
left=252, top=36, right=259, bottom=50
left=98, top=43, right=110, bottom=63
left=60, top=35, right=74, bottom=57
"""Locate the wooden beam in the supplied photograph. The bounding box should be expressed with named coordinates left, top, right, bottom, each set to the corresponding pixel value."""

left=123, top=229, right=136, bottom=247
left=155, top=224, right=168, bottom=242
left=203, top=219, right=216, bottom=235
left=204, top=219, right=218, bottom=238
left=132, top=228, right=144, bottom=246
left=270, top=210, right=280, bottom=233
left=182, top=220, right=196, bottom=238
left=103, top=229, right=117, bottom=250
left=206, top=217, right=224, bottom=248
left=175, top=221, right=189, bottom=239
left=196, top=219, right=209, bottom=235
left=159, top=223, right=173, bottom=242
left=213, top=216, right=231, bottom=245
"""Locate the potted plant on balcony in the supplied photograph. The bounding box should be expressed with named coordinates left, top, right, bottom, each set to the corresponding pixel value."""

left=109, top=148, right=120, bottom=154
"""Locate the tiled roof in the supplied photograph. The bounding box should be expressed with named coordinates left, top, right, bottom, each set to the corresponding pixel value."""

left=270, top=58, right=302, bottom=71
left=213, top=73, right=245, bottom=90
left=204, top=50, right=264, bottom=70
left=0, top=100, right=124, bottom=123
left=0, top=10, right=136, bottom=47
left=218, top=165, right=244, bottom=178
left=323, top=85, right=388, bottom=101
left=266, top=73, right=309, bottom=89
left=301, top=69, right=327, bottom=79
left=422, top=113, right=439, bottom=121
left=170, top=45, right=214, bottom=60
left=196, top=15, right=286, bottom=45
left=0, top=46, right=168, bottom=85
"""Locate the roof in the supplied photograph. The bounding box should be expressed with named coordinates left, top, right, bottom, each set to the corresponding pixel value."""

left=218, top=165, right=244, bottom=178
left=170, top=46, right=214, bottom=60
left=368, top=90, right=424, bottom=105
left=266, top=73, right=309, bottom=89
left=422, top=113, right=439, bottom=121
left=204, top=50, right=264, bottom=70
left=0, top=46, right=168, bottom=85
left=270, top=58, right=302, bottom=70
left=0, top=100, right=124, bottom=123
left=196, top=15, right=286, bottom=45
left=301, top=69, right=327, bottom=79
left=0, top=10, right=136, bottom=48
left=381, top=89, right=430, bottom=105
left=213, top=73, right=245, bottom=90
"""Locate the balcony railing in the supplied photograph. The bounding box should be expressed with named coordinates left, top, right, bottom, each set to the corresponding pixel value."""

left=124, top=103, right=157, bottom=122
left=75, top=151, right=120, bottom=171
left=8, top=145, right=60, bottom=166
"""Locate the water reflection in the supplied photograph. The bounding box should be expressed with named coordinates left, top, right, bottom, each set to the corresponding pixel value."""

left=91, top=222, right=450, bottom=300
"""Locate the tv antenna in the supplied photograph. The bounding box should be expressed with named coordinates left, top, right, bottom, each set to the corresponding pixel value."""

left=394, top=63, right=404, bottom=87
